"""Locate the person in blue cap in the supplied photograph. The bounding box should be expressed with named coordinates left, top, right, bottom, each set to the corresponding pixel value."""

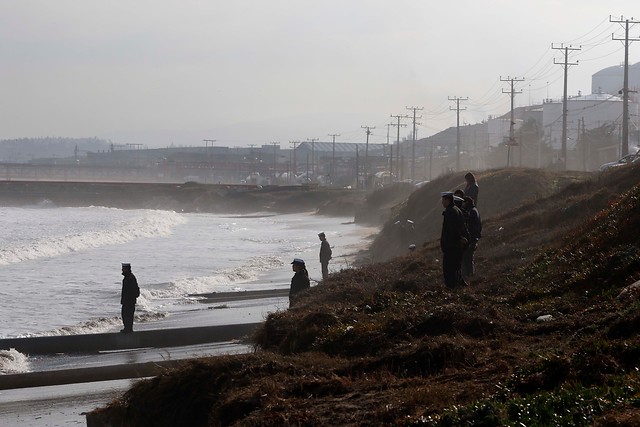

left=440, top=192, right=470, bottom=289
left=289, top=258, right=310, bottom=307
left=120, top=263, right=140, bottom=333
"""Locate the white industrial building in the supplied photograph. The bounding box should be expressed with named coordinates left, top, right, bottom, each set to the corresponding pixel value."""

left=542, top=93, right=624, bottom=150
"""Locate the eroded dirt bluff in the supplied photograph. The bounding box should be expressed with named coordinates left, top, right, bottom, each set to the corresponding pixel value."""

left=365, top=168, right=597, bottom=262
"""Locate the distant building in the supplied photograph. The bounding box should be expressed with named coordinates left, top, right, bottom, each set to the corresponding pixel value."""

left=591, top=62, right=640, bottom=96
left=542, top=93, right=623, bottom=151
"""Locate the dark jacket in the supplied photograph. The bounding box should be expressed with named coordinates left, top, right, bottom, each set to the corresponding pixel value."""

left=290, top=270, right=310, bottom=299
left=441, top=203, right=470, bottom=252
left=464, top=182, right=479, bottom=206
left=121, top=272, right=140, bottom=305
left=320, top=240, right=332, bottom=263
left=466, top=206, right=482, bottom=242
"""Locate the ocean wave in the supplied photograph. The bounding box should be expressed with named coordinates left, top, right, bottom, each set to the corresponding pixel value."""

left=0, top=209, right=186, bottom=265
left=0, top=349, right=30, bottom=374
left=147, top=255, right=286, bottom=298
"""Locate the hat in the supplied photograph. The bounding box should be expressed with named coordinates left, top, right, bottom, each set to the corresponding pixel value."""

left=453, top=195, right=464, bottom=203
left=441, top=191, right=454, bottom=200
left=291, top=258, right=305, bottom=265
left=121, top=263, right=131, bottom=268
left=318, top=232, right=325, bottom=237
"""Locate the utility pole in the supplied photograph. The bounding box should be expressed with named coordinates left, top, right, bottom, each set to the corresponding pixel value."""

left=500, top=76, right=525, bottom=167
left=390, top=114, right=408, bottom=182
left=611, top=15, right=640, bottom=156
left=552, top=43, right=580, bottom=169
left=270, top=142, right=279, bottom=183
left=406, top=107, right=423, bottom=182
left=328, top=133, right=340, bottom=185
left=448, top=97, right=468, bottom=171
left=307, top=138, right=319, bottom=180
left=361, top=126, right=375, bottom=190
left=289, top=141, right=300, bottom=182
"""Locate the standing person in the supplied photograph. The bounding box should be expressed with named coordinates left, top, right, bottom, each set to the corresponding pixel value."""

left=464, top=172, right=479, bottom=206
left=461, top=196, right=482, bottom=281
left=289, top=258, right=310, bottom=307
left=440, top=192, right=470, bottom=289
left=318, top=232, right=332, bottom=280
left=120, top=263, right=140, bottom=333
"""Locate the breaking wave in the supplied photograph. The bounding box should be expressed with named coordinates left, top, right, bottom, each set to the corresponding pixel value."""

left=0, top=208, right=186, bottom=266
left=148, top=255, right=287, bottom=298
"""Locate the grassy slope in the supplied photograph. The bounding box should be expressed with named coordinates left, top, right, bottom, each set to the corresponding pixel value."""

left=88, top=166, right=640, bottom=426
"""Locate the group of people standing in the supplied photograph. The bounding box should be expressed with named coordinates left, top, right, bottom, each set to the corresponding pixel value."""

left=440, top=172, right=482, bottom=289
left=121, top=174, right=479, bottom=330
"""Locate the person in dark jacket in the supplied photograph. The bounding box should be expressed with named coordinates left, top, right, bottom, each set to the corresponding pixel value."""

left=289, top=258, right=310, bottom=307
left=461, top=196, right=482, bottom=280
left=464, top=172, right=479, bottom=206
left=440, top=192, right=470, bottom=289
left=318, top=232, right=332, bottom=280
left=120, top=263, right=140, bottom=333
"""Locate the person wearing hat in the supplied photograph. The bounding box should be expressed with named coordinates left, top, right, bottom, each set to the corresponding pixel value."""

left=318, top=232, right=332, bottom=280
left=289, top=258, right=310, bottom=307
left=440, top=192, right=470, bottom=289
left=120, top=263, right=140, bottom=333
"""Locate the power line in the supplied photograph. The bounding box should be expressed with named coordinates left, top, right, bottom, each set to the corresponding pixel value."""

left=360, top=126, right=375, bottom=190
left=390, top=114, right=408, bottom=181
left=610, top=15, right=640, bottom=156
left=448, top=97, right=468, bottom=171
left=552, top=43, right=581, bottom=168
left=328, top=133, right=340, bottom=184
left=501, top=76, right=525, bottom=167
left=406, top=106, right=423, bottom=181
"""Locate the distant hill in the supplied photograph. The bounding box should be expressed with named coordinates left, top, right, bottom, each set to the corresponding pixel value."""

left=0, top=137, right=111, bottom=162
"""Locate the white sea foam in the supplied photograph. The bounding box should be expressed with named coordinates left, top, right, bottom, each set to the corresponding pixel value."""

left=0, top=349, right=30, bottom=374
left=0, top=208, right=186, bottom=265
left=148, top=255, right=286, bottom=297
left=22, top=312, right=170, bottom=338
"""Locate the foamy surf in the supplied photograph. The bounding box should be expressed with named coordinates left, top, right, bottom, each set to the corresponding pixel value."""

left=0, top=208, right=186, bottom=265
left=0, top=349, right=30, bottom=374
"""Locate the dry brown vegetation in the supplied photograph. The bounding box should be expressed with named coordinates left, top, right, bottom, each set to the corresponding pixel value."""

left=87, top=165, right=640, bottom=426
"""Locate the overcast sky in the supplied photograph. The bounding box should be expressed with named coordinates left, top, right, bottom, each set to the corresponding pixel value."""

left=0, top=1, right=638, bottom=147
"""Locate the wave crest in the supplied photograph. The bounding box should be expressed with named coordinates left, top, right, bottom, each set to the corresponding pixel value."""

left=0, top=209, right=186, bottom=265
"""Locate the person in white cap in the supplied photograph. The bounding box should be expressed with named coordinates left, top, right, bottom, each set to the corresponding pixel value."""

left=120, top=263, right=140, bottom=333
left=289, top=258, right=310, bottom=307
left=318, top=232, right=332, bottom=280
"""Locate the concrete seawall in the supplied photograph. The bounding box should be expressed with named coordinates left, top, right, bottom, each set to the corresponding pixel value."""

left=0, top=360, right=186, bottom=390
left=0, top=323, right=260, bottom=355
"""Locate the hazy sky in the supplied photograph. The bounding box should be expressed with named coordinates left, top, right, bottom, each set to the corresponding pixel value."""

left=0, top=1, right=638, bottom=147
